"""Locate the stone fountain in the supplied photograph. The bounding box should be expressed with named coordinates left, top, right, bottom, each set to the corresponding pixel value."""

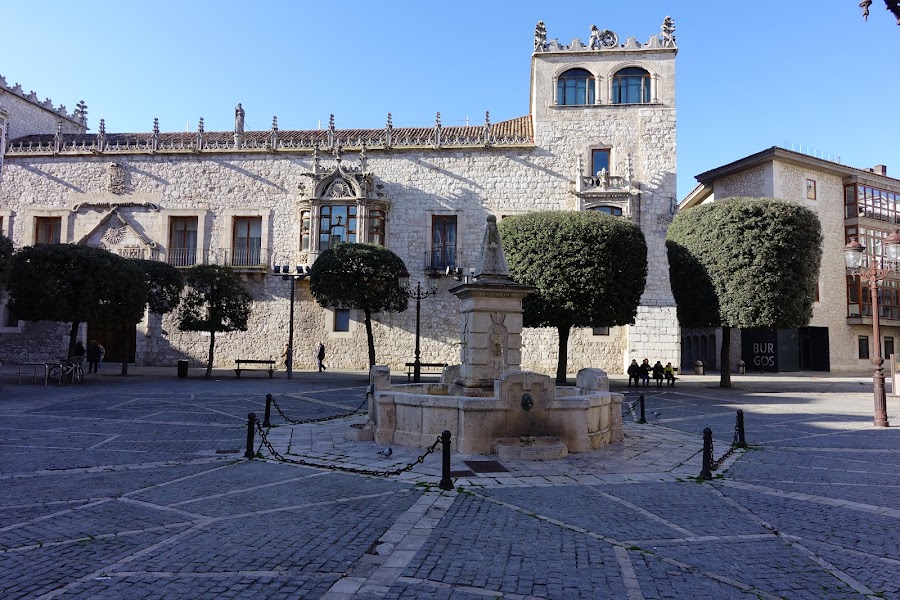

left=367, top=215, right=623, bottom=458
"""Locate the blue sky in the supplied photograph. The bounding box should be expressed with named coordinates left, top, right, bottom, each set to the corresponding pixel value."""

left=3, top=1, right=898, bottom=200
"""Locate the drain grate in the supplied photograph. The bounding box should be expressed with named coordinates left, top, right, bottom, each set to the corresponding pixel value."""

left=464, top=460, right=509, bottom=474
left=449, top=469, right=476, bottom=478
left=215, top=449, right=240, bottom=454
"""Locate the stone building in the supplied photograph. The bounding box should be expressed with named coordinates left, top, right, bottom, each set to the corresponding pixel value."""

left=680, top=146, right=900, bottom=373
left=0, top=19, right=680, bottom=374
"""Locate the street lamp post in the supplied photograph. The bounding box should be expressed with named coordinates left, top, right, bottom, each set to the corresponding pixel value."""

left=399, top=270, right=440, bottom=383
left=273, top=264, right=309, bottom=380
left=844, top=231, right=900, bottom=427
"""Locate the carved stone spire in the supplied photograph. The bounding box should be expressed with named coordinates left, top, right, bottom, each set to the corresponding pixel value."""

left=473, top=215, right=510, bottom=282
left=385, top=113, right=393, bottom=149
left=327, top=114, right=335, bottom=149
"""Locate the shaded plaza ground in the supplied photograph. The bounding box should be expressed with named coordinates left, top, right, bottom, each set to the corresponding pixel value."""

left=0, top=364, right=898, bottom=599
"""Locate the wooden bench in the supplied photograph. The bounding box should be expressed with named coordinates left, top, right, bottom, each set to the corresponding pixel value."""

left=405, top=362, right=448, bottom=382
left=234, top=359, right=275, bottom=378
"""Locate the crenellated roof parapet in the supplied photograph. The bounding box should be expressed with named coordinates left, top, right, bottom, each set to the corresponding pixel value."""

left=534, top=16, right=676, bottom=54
left=0, top=74, right=87, bottom=127
left=5, top=113, right=534, bottom=157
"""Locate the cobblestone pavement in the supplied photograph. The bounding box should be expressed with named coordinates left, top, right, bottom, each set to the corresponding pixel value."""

left=1, top=367, right=898, bottom=599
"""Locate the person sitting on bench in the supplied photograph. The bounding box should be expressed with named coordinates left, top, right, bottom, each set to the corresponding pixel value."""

left=664, top=362, right=677, bottom=387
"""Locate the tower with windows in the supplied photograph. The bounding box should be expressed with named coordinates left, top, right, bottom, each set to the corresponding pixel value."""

left=530, top=19, right=680, bottom=369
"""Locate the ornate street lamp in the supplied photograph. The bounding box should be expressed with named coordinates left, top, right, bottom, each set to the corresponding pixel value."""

left=844, top=230, right=900, bottom=427
left=399, top=268, right=441, bottom=383
left=273, top=264, right=310, bottom=380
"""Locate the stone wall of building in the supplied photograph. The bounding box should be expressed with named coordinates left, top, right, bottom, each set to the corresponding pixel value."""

left=0, top=86, right=85, bottom=140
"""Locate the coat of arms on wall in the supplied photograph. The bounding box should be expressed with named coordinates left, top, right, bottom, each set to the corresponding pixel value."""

left=108, top=163, right=125, bottom=194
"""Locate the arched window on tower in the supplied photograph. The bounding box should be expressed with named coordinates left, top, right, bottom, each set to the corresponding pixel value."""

left=612, top=67, right=651, bottom=104
left=556, top=68, right=595, bottom=106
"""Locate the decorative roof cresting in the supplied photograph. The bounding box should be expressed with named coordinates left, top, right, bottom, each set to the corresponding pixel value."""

left=533, top=16, right=676, bottom=53
left=0, top=74, right=86, bottom=125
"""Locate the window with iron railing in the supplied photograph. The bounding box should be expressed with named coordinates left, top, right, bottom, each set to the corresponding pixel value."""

left=232, top=216, right=262, bottom=266
left=431, top=216, right=457, bottom=270
left=169, top=216, right=198, bottom=266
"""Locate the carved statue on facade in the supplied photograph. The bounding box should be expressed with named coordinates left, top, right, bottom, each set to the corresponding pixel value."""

left=661, top=16, right=676, bottom=45
left=534, top=21, right=547, bottom=51
left=234, top=103, right=245, bottom=134
left=589, top=25, right=602, bottom=49
left=589, top=25, right=618, bottom=49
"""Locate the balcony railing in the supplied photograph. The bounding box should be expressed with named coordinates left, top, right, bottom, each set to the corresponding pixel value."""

left=426, top=245, right=461, bottom=273
left=166, top=248, right=198, bottom=267
left=220, top=247, right=269, bottom=269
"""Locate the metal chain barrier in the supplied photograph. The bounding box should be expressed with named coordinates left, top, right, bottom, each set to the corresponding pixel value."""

left=269, top=391, right=369, bottom=426
left=254, top=419, right=441, bottom=478
left=711, top=412, right=744, bottom=471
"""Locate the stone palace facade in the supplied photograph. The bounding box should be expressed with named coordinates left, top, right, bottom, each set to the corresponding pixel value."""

left=0, top=19, right=680, bottom=374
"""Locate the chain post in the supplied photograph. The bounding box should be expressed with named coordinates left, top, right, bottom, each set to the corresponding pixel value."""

left=735, top=409, right=747, bottom=448
left=244, top=413, right=257, bottom=458
left=699, top=427, right=713, bottom=480
left=638, top=394, right=646, bottom=424
left=263, top=394, right=273, bottom=428
left=439, top=430, right=454, bottom=490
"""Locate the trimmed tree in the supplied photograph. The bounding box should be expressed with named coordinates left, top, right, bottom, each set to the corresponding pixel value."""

left=309, top=243, right=409, bottom=368
left=177, top=264, right=252, bottom=377
left=499, top=211, right=648, bottom=384
left=7, top=244, right=147, bottom=357
left=666, top=197, right=823, bottom=388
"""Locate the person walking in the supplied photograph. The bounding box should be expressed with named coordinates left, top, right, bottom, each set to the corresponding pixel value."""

left=86, top=340, right=102, bottom=373
left=317, top=342, right=326, bottom=372
left=639, top=358, right=651, bottom=387
left=627, top=359, right=640, bottom=387
left=652, top=360, right=664, bottom=387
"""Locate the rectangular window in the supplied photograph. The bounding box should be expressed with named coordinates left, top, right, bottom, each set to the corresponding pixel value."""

left=368, top=210, right=385, bottom=246
left=319, top=205, right=357, bottom=249
left=806, top=179, right=817, bottom=200
left=169, top=217, right=198, bottom=266
left=232, top=216, right=262, bottom=266
left=859, top=336, right=870, bottom=360
left=885, top=336, right=895, bottom=360
left=431, top=216, right=457, bottom=270
left=592, top=326, right=610, bottom=336
left=333, top=308, right=350, bottom=332
left=591, top=149, right=610, bottom=177
left=35, top=217, right=61, bottom=244
left=300, top=210, right=311, bottom=252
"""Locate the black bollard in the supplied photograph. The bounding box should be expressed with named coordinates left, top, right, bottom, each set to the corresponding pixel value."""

left=638, top=394, right=646, bottom=424
left=244, top=412, right=257, bottom=459
left=699, top=427, right=713, bottom=480
left=439, top=430, right=454, bottom=491
left=736, top=409, right=747, bottom=448
left=263, top=394, right=272, bottom=428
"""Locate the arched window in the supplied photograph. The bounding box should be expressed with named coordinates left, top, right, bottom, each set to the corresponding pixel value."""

left=612, top=67, right=651, bottom=104
left=591, top=206, right=623, bottom=216
left=556, top=68, right=595, bottom=106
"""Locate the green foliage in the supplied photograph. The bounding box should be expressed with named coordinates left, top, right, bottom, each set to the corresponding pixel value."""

left=499, top=211, right=647, bottom=329
left=137, top=260, right=184, bottom=314
left=178, top=264, right=252, bottom=334
left=0, top=235, right=13, bottom=290
left=8, top=244, right=147, bottom=326
left=310, top=243, right=408, bottom=367
left=666, top=197, right=823, bottom=329
left=499, top=211, right=647, bottom=383
left=310, top=243, right=409, bottom=314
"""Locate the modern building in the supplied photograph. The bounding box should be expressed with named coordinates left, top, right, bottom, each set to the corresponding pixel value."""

left=0, top=19, right=680, bottom=374
left=680, top=146, right=900, bottom=373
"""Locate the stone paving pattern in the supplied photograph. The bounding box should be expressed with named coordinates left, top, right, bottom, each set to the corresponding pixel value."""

left=0, top=367, right=898, bottom=599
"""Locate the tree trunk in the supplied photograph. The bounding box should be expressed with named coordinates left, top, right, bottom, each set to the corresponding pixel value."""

left=206, top=331, right=216, bottom=377
left=364, top=308, right=376, bottom=368
left=719, top=325, right=732, bottom=388
left=556, top=324, right=571, bottom=385
left=68, top=321, right=80, bottom=358
left=120, top=323, right=131, bottom=376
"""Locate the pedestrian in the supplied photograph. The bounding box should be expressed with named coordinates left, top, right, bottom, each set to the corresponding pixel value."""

left=627, top=359, right=640, bottom=387
left=664, top=362, right=677, bottom=386
left=86, top=340, right=102, bottom=373
left=97, top=342, right=105, bottom=371
left=280, top=344, right=290, bottom=370
left=639, top=358, right=651, bottom=387
left=652, top=360, right=664, bottom=387
left=72, top=340, right=86, bottom=366
left=317, top=342, right=326, bottom=372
